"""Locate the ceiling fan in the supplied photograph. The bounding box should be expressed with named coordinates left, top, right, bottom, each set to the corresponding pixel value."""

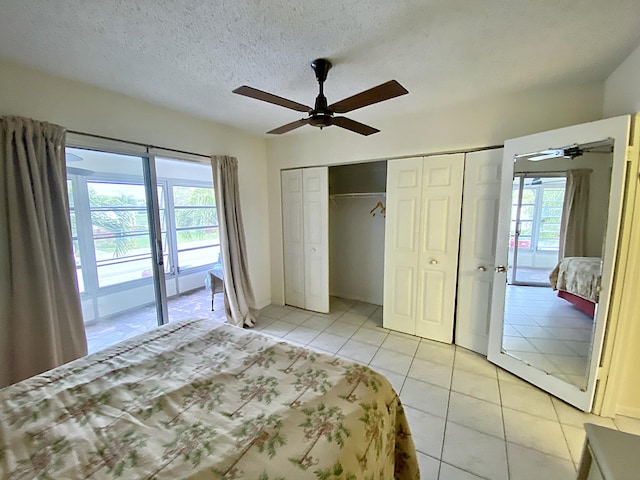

left=233, top=58, right=408, bottom=136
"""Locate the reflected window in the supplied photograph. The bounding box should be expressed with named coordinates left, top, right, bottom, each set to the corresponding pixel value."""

left=511, top=177, right=566, bottom=253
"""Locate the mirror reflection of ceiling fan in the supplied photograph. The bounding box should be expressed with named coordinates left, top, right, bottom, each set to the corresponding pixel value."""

left=520, top=138, right=614, bottom=161
left=232, top=58, right=408, bottom=136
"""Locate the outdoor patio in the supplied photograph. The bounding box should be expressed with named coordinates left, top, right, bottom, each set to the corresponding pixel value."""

left=84, top=287, right=226, bottom=353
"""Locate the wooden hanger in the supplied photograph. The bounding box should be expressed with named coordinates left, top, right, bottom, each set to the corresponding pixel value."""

left=370, top=201, right=386, bottom=216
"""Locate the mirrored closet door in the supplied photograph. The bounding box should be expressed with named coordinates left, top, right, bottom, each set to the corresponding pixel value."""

left=487, top=115, right=634, bottom=411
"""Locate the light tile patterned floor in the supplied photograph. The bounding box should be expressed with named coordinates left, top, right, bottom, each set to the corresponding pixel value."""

left=86, top=291, right=640, bottom=479
left=255, top=297, right=640, bottom=480
left=503, top=285, right=594, bottom=389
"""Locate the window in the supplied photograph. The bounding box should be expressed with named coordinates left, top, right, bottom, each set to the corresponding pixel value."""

left=67, top=179, right=85, bottom=293
left=87, top=181, right=169, bottom=287
left=172, top=185, right=220, bottom=271
left=511, top=177, right=566, bottom=252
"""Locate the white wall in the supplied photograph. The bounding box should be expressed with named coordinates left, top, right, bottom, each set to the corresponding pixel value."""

left=603, top=43, right=640, bottom=117
left=267, top=83, right=605, bottom=304
left=0, top=59, right=271, bottom=308
left=329, top=196, right=386, bottom=304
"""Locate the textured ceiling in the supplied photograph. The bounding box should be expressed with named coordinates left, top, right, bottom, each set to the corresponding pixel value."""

left=1, top=1, right=640, bottom=136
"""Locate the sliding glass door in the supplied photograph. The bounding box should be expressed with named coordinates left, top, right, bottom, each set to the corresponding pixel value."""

left=66, top=147, right=218, bottom=353
left=66, top=148, right=164, bottom=352
left=509, top=175, right=567, bottom=286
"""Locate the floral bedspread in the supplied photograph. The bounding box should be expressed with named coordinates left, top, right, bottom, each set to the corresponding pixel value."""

left=549, top=256, right=601, bottom=302
left=0, top=319, right=419, bottom=479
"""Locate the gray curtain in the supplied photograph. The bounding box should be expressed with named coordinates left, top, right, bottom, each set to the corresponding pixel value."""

left=0, top=116, right=87, bottom=388
left=559, top=169, right=591, bottom=259
left=211, top=155, right=258, bottom=327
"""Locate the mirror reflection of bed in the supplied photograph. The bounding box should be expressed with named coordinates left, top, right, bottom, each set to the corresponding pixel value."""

left=501, top=139, right=613, bottom=390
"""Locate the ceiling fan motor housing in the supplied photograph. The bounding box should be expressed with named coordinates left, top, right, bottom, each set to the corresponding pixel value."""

left=309, top=114, right=333, bottom=128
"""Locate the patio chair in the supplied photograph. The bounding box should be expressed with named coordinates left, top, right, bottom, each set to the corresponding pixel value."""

left=206, top=268, right=224, bottom=310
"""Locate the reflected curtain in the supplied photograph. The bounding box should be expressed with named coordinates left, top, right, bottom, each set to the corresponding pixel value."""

left=0, top=116, right=87, bottom=388
left=211, top=155, right=257, bottom=327
left=559, top=169, right=591, bottom=259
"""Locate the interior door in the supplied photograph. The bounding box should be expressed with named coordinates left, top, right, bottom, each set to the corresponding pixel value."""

left=302, top=167, right=329, bottom=313
left=488, top=115, right=632, bottom=411
left=415, top=153, right=464, bottom=342
left=383, top=157, right=423, bottom=335
left=281, top=169, right=305, bottom=309
left=456, top=149, right=503, bottom=354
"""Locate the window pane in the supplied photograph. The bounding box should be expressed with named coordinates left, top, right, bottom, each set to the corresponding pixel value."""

left=173, top=186, right=215, bottom=207
left=519, top=221, right=533, bottom=236
left=72, top=239, right=85, bottom=293
left=172, top=184, right=218, bottom=271
left=69, top=211, right=77, bottom=237
left=178, top=245, right=220, bottom=271
left=174, top=207, right=217, bottom=228
left=519, top=205, right=535, bottom=220
left=67, top=180, right=74, bottom=208
left=97, top=257, right=154, bottom=287
left=88, top=182, right=147, bottom=206
left=94, top=233, right=152, bottom=262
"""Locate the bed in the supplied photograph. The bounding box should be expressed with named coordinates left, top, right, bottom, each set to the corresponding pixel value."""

left=0, top=319, right=419, bottom=479
left=549, top=256, right=602, bottom=317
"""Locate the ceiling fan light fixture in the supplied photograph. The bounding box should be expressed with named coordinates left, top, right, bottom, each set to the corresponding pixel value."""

left=232, top=58, right=408, bottom=136
left=309, top=114, right=333, bottom=128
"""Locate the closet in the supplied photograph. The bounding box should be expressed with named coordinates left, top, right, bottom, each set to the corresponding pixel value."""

left=328, top=162, right=387, bottom=305
left=281, top=150, right=502, bottom=351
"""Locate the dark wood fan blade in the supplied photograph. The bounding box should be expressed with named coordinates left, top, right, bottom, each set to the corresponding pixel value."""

left=332, top=117, right=379, bottom=136
left=233, top=86, right=311, bottom=113
left=329, top=80, right=408, bottom=114
left=267, top=118, right=310, bottom=135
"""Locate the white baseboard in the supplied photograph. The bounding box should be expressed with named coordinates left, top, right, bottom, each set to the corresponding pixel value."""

left=616, top=405, right=640, bottom=420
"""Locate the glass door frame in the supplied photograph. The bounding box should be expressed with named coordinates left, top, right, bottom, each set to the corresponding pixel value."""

left=143, top=156, right=169, bottom=327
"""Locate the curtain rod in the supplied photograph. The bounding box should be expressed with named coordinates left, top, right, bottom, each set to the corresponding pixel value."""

left=66, top=129, right=211, bottom=159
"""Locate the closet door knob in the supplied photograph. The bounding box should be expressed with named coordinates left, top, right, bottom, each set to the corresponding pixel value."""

left=495, top=265, right=507, bottom=273
left=311, top=248, right=317, bottom=253
left=478, top=266, right=487, bottom=272
left=430, top=259, right=438, bottom=265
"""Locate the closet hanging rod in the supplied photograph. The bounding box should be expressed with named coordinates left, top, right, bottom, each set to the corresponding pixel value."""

left=329, top=192, right=386, bottom=199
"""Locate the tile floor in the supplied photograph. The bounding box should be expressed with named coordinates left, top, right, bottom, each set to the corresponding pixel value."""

left=503, top=285, right=594, bottom=389
left=255, top=297, right=640, bottom=480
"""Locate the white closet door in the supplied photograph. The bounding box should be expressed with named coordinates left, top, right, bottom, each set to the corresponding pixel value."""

left=383, top=158, right=423, bottom=335
left=415, top=153, right=464, bottom=342
left=302, top=167, right=329, bottom=313
left=281, top=169, right=305, bottom=309
left=455, top=149, right=503, bottom=354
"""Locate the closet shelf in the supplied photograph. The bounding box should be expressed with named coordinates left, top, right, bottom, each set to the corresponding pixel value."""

left=329, top=192, right=386, bottom=199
